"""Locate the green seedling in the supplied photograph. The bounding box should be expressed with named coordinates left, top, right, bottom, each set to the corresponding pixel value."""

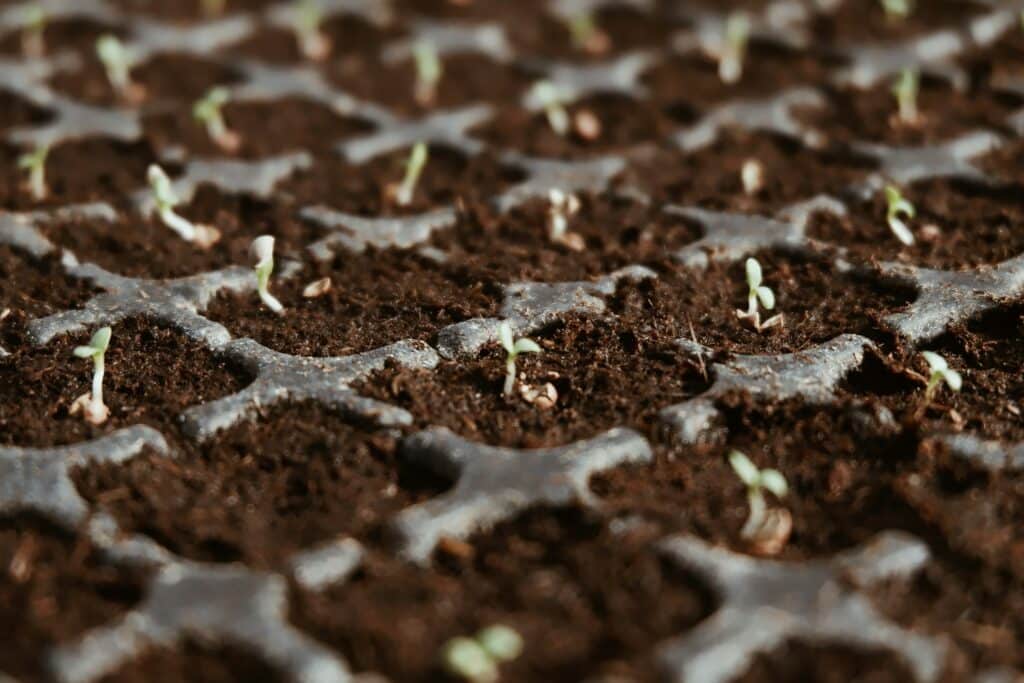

left=18, top=144, right=49, bottom=200
left=921, top=351, right=962, bottom=407
left=880, top=0, right=912, bottom=21
left=251, top=235, right=284, bottom=314
left=96, top=34, right=144, bottom=103
left=148, top=164, right=221, bottom=248
left=735, top=257, right=783, bottom=332
left=294, top=0, right=330, bottom=61
left=413, top=40, right=442, bottom=106
left=499, top=321, right=541, bottom=396
left=546, top=188, right=584, bottom=250
left=71, top=326, right=112, bottom=425
left=719, top=11, right=751, bottom=84
left=529, top=80, right=570, bottom=136
left=193, top=87, right=241, bottom=152
left=22, top=4, right=46, bottom=58
left=442, top=625, right=524, bottom=682
left=892, top=68, right=920, bottom=125
left=391, top=142, right=428, bottom=206
left=567, top=12, right=609, bottom=54
left=884, top=184, right=916, bottom=246
left=728, top=450, right=788, bottom=541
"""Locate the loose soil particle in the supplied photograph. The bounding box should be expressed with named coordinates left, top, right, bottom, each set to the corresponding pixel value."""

left=291, top=506, right=716, bottom=683
left=73, top=403, right=450, bottom=567
left=0, top=316, right=249, bottom=447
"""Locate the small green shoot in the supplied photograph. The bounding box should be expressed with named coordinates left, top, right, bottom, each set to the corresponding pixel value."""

left=880, top=0, right=912, bottom=21
left=391, top=142, right=428, bottom=206
left=18, top=144, right=49, bottom=200
left=71, top=326, right=112, bottom=425
left=21, top=4, right=46, bottom=58
left=921, top=351, right=962, bottom=407
left=884, top=184, right=915, bottom=246
left=442, top=625, right=524, bottom=682
left=148, top=164, right=221, bottom=248
left=546, top=188, right=583, bottom=251
left=96, top=34, right=143, bottom=103
left=892, top=68, right=920, bottom=125
left=193, top=87, right=241, bottom=152
left=413, top=40, right=442, bottom=107
left=735, top=257, right=783, bottom=332
left=294, top=0, right=330, bottom=61
left=741, top=158, right=764, bottom=196
left=728, top=450, right=788, bottom=541
left=567, top=12, right=609, bottom=55
left=499, top=321, right=541, bottom=396
left=529, top=80, right=570, bottom=136
left=251, top=235, right=284, bottom=314
left=719, top=12, right=751, bottom=84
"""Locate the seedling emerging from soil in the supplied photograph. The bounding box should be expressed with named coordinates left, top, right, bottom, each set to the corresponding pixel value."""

left=413, top=40, right=442, bottom=107
left=389, top=142, right=429, bottom=207
left=96, top=34, right=144, bottom=103
left=18, top=144, right=49, bottom=200
left=567, top=12, right=610, bottom=55
left=880, top=0, right=912, bottom=21
left=499, top=321, right=541, bottom=396
left=21, top=4, right=46, bottom=58
left=719, top=12, right=751, bottom=84
left=530, top=80, right=570, bottom=136
left=884, top=184, right=916, bottom=246
left=193, top=87, right=241, bottom=152
left=741, top=159, right=764, bottom=196
left=736, top=257, right=783, bottom=332
left=148, top=164, right=221, bottom=248
left=729, top=450, right=790, bottom=552
left=70, top=326, right=112, bottom=425
left=547, top=188, right=584, bottom=251
left=251, top=235, right=284, bottom=314
left=294, top=0, right=331, bottom=61
left=892, top=68, right=920, bottom=125
left=921, top=351, right=962, bottom=406
left=442, top=625, right=524, bottom=683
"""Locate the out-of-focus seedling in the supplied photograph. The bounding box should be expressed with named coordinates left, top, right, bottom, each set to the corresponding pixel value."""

left=251, top=235, right=284, bottom=314
left=546, top=188, right=584, bottom=251
left=728, top=450, right=791, bottom=555
left=442, top=625, right=524, bottom=682
left=388, top=142, right=429, bottom=207
left=530, top=80, right=570, bottom=136
left=884, top=184, right=916, bottom=246
left=294, top=0, right=331, bottom=61
left=70, top=326, right=112, bottom=425
left=891, top=68, right=920, bottom=125
left=499, top=321, right=541, bottom=396
left=413, top=40, right=443, bottom=107
left=719, top=12, right=751, bottom=84
left=735, top=257, right=783, bottom=332
left=880, top=0, right=912, bottom=21
left=21, top=4, right=46, bottom=58
left=18, top=144, right=49, bottom=200
left=567, top=12, right=610, bottom=55
left=148, top=164, right=221, bottom=248
left=193, top=87, right=242, bottom=152
left=741, top=158, right=764, bottom=196
left=96, top=34, right=145, bottom=104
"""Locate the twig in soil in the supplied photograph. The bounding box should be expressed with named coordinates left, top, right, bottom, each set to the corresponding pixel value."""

left=17, top=144, right=49, bottom=200
left=719, top=12, right=751, bottom=84
left=735, top=257, right=783, bottom=333
left=442, top=625, right=524, bottom=682
left=546, top=188, right=584, bottom=250
left=147, top=164, right=221, bottom=248
left=413, top=40, right=443, bottom=107
left=193, top=87, right=242, bottom=153
left=96, top=34, right=145, bottom=104
left=885, top=183, right=916, bottom=246
left=892, top=68, right=921, bottom=126
left=70, top=326, right=112, bottom=425
left=529, top=80, right=570, bottom=135
left=728, top=450, right=790, bottom=554
left=251, top=235, right=285, bottom=314
left=499, top=320, right=541, bottom=396
left=293, top=0, right=331, bottom=61
left=388, top=142, right=429, bottom=207
left=687, top=317, right=708, bottom=382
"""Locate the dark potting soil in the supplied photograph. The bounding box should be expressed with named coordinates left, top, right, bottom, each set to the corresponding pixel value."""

left=0, top=246, right=99, bottom=321
left=0, top=316, right=249, bottom=448
left=810, top=0, right=989, bottom=46
left=808, top=178, right=1024, bottom=269
left=204, top=250, right=499, bottom=357
left=0, top=89, right=53, bottom=134
left=356, top=312, right=710, bottom=448
left=106, top=0, right=280, bottom=21
left=978, top=135, right=1024, bottom=185
left=0, top=18, right=122, bottom=58
left=227, top=15, right=406, bottom=65
left=72, top=403, right=450, bottom=567
left=608, top=250, right=914, bottom=355
left=291, top=506, right=715, bottom=683
left=0, top=515, right=149, bottom=682
left=95, top=640, right=288, bottom=683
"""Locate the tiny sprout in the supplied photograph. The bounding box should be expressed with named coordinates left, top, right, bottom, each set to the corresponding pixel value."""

left=148, top=164, right=221, bottom=248
left=921, top=351, right=962, bottom=405
left=96, top=34, right=142, bottom=103
left=735, top=257, right=783, bottom=332
left=18, top=144, right=49, bottom=200
left=442, top=625, right=523, bottom=683
left=22, top=4, right=46, bottom=58
left=294, top=0, right=331, bottom=61
left=71, top=326, right=112, bottom=425
left=880, top=0, right=912, bottom=21
left=391, top=142, right=429, bottom=207
left=499, top=321, right=541, bottom=396
left=251, top=235, right=284, bottom=314
left=413, top=40, right=442, bottom=107
left=728, top=450, right=788, bottom=541
left=567, top=12, right=610, bottom=55
left=530, top=80, right=570, bottom=136
left=547, top=188, right=584, bottom=251
left=892, top=68, right=920, bottom=125
left=193, top=87, right=241, bottom=152
left=741, top=158, right=764, bottom=196
left=719, top=12, right=751, bottom=84
left=884, top=184, right=916, bottom=246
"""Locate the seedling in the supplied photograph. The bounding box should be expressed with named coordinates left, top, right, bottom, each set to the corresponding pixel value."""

left=193, top=87, right=241, bottom=152
left=719, top=12, right=751, bottom=84
left=294, top=0, right=331, bottom=61
left=921, top=351, right=962, bottom=406
left=741, top=158, right=764, bottom=196
left=413, top=40, right=442, bottom=107
left=728, top=450, right=788, bottom=541
left=567, top=12, right=610, bottom=55
left=735, top=257, right=783, bottom=332
left=891, top=68, right=920, bottom=125
left=884, top=184, right=916, bottom=246
left=18, top=144, right=49, bottom=200
left=96, top=34, right=143, bottom=103
left=148, top=164, right=221, bottom=248
left=880, top=0, right=912, bottom=21
left=529, top=80, right=570, bottom=136
left=442, top=625, right=524, bottom=683
left=546, top=188, right=584, bottom=251
left=70, top=326, right=112, bottom=425
left=251, top=235, right=284, bottom=314
left=390, top=142, right=429, bottom=206
left=21, top=4, right=46, bottom=58
left=499, top=321, right=541, bottom=396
